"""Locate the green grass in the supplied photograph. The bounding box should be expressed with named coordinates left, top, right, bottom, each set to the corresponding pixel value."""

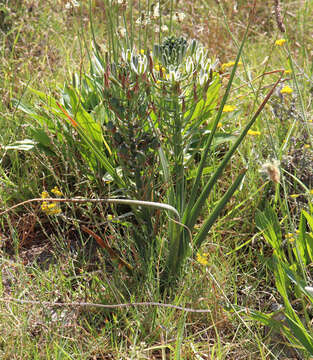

left=1, top=0, right=313, bottom=358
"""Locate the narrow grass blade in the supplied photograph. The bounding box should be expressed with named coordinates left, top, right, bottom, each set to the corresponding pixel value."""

left=193, top=169, right=246, bottom=248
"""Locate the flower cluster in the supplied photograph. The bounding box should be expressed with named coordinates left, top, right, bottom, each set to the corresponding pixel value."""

left=280, top=85, right=293, bottom=95
left=275, top=39, right=286, bottom=46
left=220, top=61, right=242, bottom=72
left=196, top=252, right=209, bottom=266
left=41, top=187, right=63, bottom=215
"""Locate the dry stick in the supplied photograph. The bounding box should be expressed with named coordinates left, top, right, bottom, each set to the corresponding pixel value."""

left=1, top=297, right=211, bottom=313
left=0, top=197, right=180, bottom=219
left=274, top=0, right=286, bottom=33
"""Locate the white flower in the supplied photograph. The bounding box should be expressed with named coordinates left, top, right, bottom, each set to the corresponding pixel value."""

left=136, top=13, right=151, bottom=26
left=151, top=3, right=160, bottom=19
left=161, top=24, right=169, bottom=32
left=65, top=0, right=79, bottom=9
left=173, top=12, right=186, bottom=23
left=131, top=54, right=147, bottom=75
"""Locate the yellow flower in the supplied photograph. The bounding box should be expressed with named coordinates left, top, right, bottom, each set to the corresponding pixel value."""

left=310, top=189, right=313, bottom=195
left=290, top=194, right=300, bottom=198
left=247, top=130, right=261, bottom=136
left=275, top=39, right=286, bottom=46
left=221, top=61, right=242, bottom=72
left=222, top=105, right=237, bottom=112
left=51, top=186, right=63, bottom=197
left=140, top=49, right=145, bottom=55
left=280, top=85, right=293, bottom=94
left=304, top=144, right=310, bottom=149
left=41, top=191, right=49, bottom=199
left=284, top=69, right=292, bottom=74
left=196, top=252, right=208, bottom=266
left=154, top=64, right=160, bottom=71
left=217, top=122, right=222, bottom=128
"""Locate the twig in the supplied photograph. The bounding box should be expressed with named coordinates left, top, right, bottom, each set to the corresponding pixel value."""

left=0, top=197, right=180, bottom=220
left=1, top=297, right=211, bottom=313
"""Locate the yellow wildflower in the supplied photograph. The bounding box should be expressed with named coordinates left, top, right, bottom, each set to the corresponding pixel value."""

left=247, top=130, right=261, bottom=136
left=284, top=69, right=292, bottom=74
left=275, top=39, right=286, bottom=46
left=290, top=194, right=300, bottom=198
left=217, top=122, right=222, bottom=128
left=51, top=186, right=63, bottom=197
left=221, top=61, right=242, bottom=72
left=222, top=105, right=237, bottom=112
left=304, top=144, right=310, bottom=149
left=280, top=85, right=293, bottom=94
left=154, top=64, right=160, bottom=71
left=140, top=49, right=145, bottom=55
left=41, top=191, right=49, bottom=199
left=197, top=252, right=208, bottom=266
left=310, top=189, right=313, bottom=195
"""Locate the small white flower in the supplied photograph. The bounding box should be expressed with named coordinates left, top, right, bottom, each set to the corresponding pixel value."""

left=136, top=13, right=151, bottom=26
left=65, top=0, right=79, bottom=9
left=161, top=24, right=169, bottom=32
left=151, top=3, right=160, bottom=19
left=173, top=12, right=186, bottom=23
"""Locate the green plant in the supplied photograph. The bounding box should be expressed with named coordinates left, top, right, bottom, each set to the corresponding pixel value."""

left=14, top=2, right=281, bottom=288
left=249, top=203, right=313, bottom=357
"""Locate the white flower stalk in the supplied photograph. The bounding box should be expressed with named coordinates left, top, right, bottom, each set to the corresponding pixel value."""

left=199, top=69, right=209, bottom=86
left=195, top=47, right=208, bottom=65
left=185, top=56, right=195, bottom=74
left=131, top=54, right=147, bottom=75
